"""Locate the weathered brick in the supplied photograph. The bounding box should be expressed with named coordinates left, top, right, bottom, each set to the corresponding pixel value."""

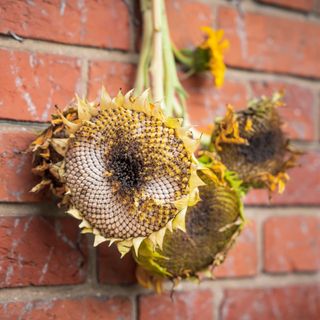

left=183, top=74, right=248, bottom=133
left=0, top=125, right=44, bottom=202
left=258, top=0, right=314, bottom=12
left=0, top=49, right=81, bottom=121
left=264, top=216, right=320, bottom=273
left=217, top=6, right=320, bottom=78
left=166, top=0, right=213, bottom=49
left=88, top=61, right=135, bottom=100
left=214, top=222, right=257, bottom=278
left=245, top=152, right=320, bottom=206
left=221, top=285, right=320, bottom=320
left=139, top=290, right=214, bottom=320
left=0, top=0, right=130, bottom=50
left=0, top=216, right=87, bottom=288
left=98, top=245, right=136, bottom=285
left=0, top=296, right=132, bottom=320
left=251, top=80, right=315, bottom=141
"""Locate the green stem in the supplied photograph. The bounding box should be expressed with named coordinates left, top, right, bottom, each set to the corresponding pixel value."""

left=134, top=0, right=152, bottom=94
left=150, top=0, right=164, bottom=103
left=161, top=2, right=188, bottom=119
left=172, top=43, right=193, bottom=67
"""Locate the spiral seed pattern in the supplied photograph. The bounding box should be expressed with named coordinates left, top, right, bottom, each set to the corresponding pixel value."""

left=65, top=106, right=192, bottom=239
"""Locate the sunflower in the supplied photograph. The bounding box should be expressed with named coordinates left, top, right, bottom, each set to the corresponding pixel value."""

left=211, top=93, right=299, bottom=193
left=198, top=27, right=229, bottom=87
left=133, top=155, right=244, bottom=292
left=175, top=27, right=229, bottom=88
left=29, top=89, right=204, bottom=256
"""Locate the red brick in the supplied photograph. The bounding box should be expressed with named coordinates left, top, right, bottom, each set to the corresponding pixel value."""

left=0, top=296, right=132, bottom=320
left=88, top=61, right=135, bottom=100
left=0, top=216, right=87, bottom=288
left=166, top=0, right=213, bottom=49
left=98, top=245, right=136, bottom=285
left=251, top=80, right=315, bottom=141
left=0, top=125, right=44, bottom=202
left=264, top=216, right=320, bottom=273
left=245, top=152, right=320, bottom=206
left=0, top=49, right=81, bottom=121
left=139, top=290, right=214, bottom=320
left=258, top=0, right=314, bottom=12
left=217, top=6, right=320, bottom=78
left=214, top=222, right=257, bottom=278
left=182, top=74, right=248, bottom=133
left=0, top=0, right=130, bottom=50
left=221, top=285, right=320, bottom=320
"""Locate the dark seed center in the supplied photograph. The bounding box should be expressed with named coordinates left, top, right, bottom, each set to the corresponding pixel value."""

left=108, top=143, right=144, bottom=190
left=239, top=129, right=281, bottom=163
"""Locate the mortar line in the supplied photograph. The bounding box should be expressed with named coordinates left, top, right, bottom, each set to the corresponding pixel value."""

left=212, top=286, right=224, bottom=320
left=131, top=294, right=139, bottom=320
left=176, top=272, right=320, bottom=291
left=0, top=202, right=64, bottom=217
left=244, top=207, right=320, bottom=217
left=85, top=235, right=98, bottom=286
left=0, top=203, right=319, bottom=218
left=253, top=213, right=265, bottom=274
left=0, top=36, right=138, bottom=63
left=0, top=283, right=147, bottom=304
left=0, top=272, right=318, bottom=304
left=227, top=67, right=320, bottom=88
left=314, top=90, right=320, bottom=142
left=0, top=120, right=48, bottom=129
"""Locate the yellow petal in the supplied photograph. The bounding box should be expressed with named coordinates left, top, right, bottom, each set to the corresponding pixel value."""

left=30, top=179, right=51, bottom=192
left=155, top=227, right=167, bottom=250
left=56, top=109, right=80, bottom=134
left=165, top=117, right=183, bottom=129
left=50, top=138, right=68, bottom=156
left=67, top=208, right=82, bottom=220
left=76, top=95, right=91, bottom=121
left=172, top=207, right=187, bottom=232
left=132, top=237, right=145, bottom=256
left=189, top=169, right=206, bottom=190
left=94, top=234, right=107, bottom=247
left=117, top=239, right=133, bottom=258
left=100, top=87, right=112, bottom=110
left=79, top=219, right=91, bottom=229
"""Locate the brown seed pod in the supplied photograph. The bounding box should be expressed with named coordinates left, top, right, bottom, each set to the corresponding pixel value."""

left=133, top=161, right=244, bottom=291
left=211, top=93, right=300, bottom=193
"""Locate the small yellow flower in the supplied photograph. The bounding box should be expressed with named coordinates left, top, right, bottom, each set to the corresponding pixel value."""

left=174, top=26, right=229, bottom=88
left=200, top=27, right=229, bottom=87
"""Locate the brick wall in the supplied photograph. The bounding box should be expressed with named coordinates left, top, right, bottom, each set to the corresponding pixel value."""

left=0, top=0, right=319, bottom=319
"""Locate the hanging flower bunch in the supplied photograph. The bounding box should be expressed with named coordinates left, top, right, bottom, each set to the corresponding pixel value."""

left=29, top=0, right=300, bottom=292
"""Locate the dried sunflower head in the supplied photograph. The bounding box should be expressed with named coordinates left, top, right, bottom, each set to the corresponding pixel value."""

left=210, top=93, right=299, bottom=193
left=29, top=89, right=204, bottom=256
left=133, top=155, right=244, bottom=291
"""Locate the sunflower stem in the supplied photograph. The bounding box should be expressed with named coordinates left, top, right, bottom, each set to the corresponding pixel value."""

left=136, top=0, right=191, bottom=123
left=172, top=43, right=193, bottom=67
left=150, top=0, right=164, bottom=104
